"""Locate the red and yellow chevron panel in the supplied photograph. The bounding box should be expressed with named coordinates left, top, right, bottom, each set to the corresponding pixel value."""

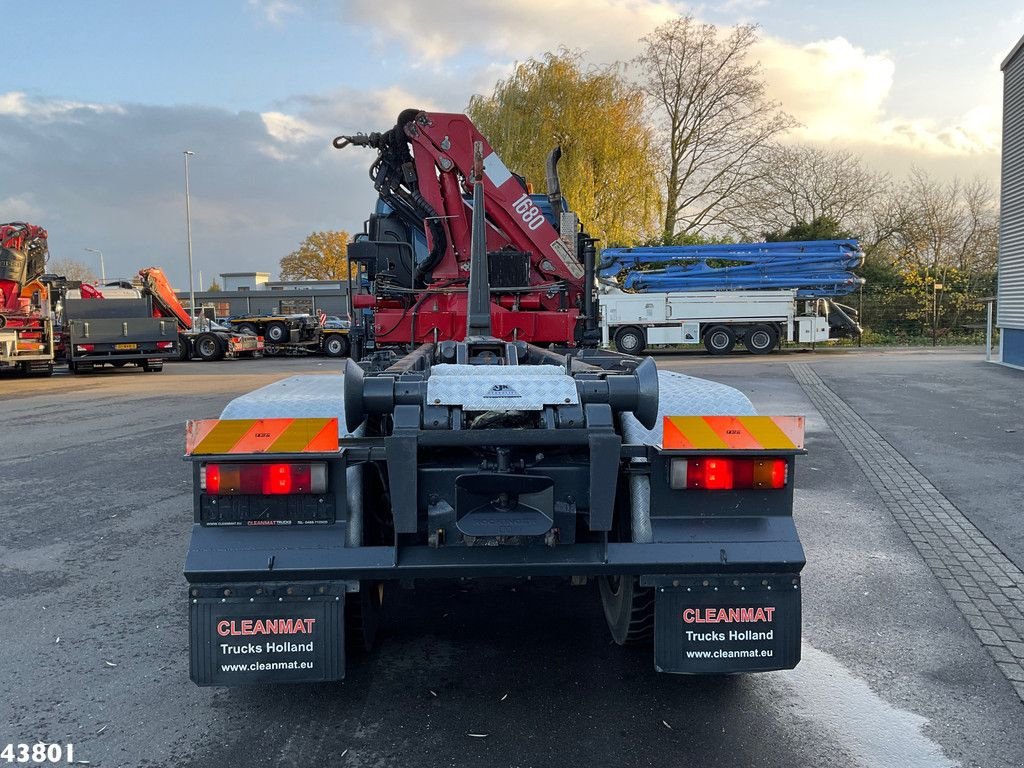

left=663, top=415, right=804, bottom=451
left=185, top=418, right=339, bottom=455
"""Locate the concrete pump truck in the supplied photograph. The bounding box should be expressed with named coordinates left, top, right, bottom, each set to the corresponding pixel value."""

left=183, top=111, right=807, bottom=685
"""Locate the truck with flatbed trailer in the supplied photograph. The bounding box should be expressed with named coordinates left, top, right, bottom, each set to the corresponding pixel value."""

left=183, top=111, right=807, bottom=685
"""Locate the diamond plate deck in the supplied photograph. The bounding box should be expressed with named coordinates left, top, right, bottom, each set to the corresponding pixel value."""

left=426, top=364, right=578, bottom=411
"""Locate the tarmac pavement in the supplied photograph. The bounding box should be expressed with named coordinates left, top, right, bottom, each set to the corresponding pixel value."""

left=1, top=348, right=1022, bottom=767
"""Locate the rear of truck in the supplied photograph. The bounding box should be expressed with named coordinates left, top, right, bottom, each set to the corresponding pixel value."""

left=65, top=297, right=177, bottom=372
left=183, top=351, right=805, bottom=686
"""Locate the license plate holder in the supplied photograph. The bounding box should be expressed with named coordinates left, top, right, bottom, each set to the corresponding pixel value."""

left=651, top=574, right=801, bottom=674
left=189, top=587, right=345, bottom=686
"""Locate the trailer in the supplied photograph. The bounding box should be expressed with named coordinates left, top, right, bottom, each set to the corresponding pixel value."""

left=600, top=289, right=831, bottom=355
left=225, top=314, right=350, bottom=358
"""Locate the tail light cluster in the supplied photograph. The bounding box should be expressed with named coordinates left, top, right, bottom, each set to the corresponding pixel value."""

left=200, top=462, right=327, bottom=495
left=669, top=457, right=788, bottom=490
left=156, top=340, right=174, bottom=350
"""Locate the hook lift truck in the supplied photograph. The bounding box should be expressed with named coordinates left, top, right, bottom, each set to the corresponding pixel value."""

left=183, top=112, right=807, bottom=686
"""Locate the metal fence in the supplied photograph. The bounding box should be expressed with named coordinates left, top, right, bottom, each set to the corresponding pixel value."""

left=843, top=282, right=997, bottom=347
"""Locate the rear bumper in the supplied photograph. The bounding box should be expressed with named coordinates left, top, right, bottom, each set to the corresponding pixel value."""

left=184, top=518, right=805, bottom=583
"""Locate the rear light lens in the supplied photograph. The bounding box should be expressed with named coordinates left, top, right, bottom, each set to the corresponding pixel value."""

left=200, top=462, right=327, bottom=495
left=669, top=457, right=787, bottom=490
left=75, top=343, right=95, bottom=352
left=156, top=340, right=174, bottom=350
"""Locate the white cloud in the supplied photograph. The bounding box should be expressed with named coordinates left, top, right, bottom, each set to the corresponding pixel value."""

left=0, top=91, right=122, bottom=122
left=260, top=111, right=317, bottom=143
left=248, top=0, right=300, bottom=24
left=338, top=0, right=679, bottom=64
left=756, top=36, right=1000, bottom=157
left=0, top=195, right=45, bottom=221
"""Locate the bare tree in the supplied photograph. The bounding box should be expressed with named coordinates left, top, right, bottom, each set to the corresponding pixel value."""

left=883, top=169, right=999, bottom=277
left=635, top=17, right=794, bottom=241
left=735, top=144, right=890, bottom=238
left=48, top=258, right=97, bottom=282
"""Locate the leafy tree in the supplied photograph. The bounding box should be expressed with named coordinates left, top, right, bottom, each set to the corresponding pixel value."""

left=467, top=50, right=661, bottom=247
left=764, top=216, right=853, bottom=242
left=635, top=17, right=793, bottom=240
left=48, top=258, right=97, bottom=282
left=279, top=230, right=351, bottom=281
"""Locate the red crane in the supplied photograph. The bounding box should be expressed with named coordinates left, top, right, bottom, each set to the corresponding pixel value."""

left=335, top=110, right=597, bottom=348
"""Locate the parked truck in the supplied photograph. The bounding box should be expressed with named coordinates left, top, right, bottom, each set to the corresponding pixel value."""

left=137, top=267, right=264, bottom=362
left=0, top=223, right=55, bottom=376
left=183, top=112, right=808, bottom=686
left=64, top=295, right=177, bottom=373
left=598, top=241, right=864, bottom=355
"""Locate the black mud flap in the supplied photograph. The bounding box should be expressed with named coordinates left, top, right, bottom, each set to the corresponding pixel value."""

left=189, top=584, right=346, bottom=686
left=648, top=573, right=801, bottom=674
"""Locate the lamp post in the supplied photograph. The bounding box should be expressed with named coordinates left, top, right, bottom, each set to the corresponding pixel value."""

left=183, top=150, right=196, bottom=324
left=83, top=247, right=105, bottom=283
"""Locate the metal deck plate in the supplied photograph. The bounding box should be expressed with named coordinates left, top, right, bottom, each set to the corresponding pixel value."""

left=220, top=374, right=355, bottom=437
left=426, top=364, right=579, bottom=411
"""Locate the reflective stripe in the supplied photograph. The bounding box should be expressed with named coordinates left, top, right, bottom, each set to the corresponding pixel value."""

left=186, top=418, right=339, bottom=455
left=662, top=416, right=804, bottom=450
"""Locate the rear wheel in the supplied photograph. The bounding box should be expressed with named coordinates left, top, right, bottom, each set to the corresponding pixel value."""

left=265, top=321, right=288, bottom=343
left=69, top=361, right=93, bottom=374
left=743, top=324, right=778, bottom=355
left=322, top=334, right=350, bottom=358
left=237, top=323, right=259, bottom=336
left=346, top=581, right=384, bottom=655
left=196, top=333, right=224, bottom=362
left=599, top=575, right=655, bottom=646
left=703, top=325, right=736, bottom=355
left=177, top=336, right=192, bottom=361
left=613, top=325, right=646, bottom=355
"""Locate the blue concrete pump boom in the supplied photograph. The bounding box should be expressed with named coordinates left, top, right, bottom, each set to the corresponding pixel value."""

left=598, top=240, right=865, bottom=298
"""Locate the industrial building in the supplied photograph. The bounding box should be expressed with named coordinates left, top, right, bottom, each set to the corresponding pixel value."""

left=999, top=35, right=1024, bottom=368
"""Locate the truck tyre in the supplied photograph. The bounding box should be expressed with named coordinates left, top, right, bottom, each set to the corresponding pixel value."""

left=69, top=361, right=93, bottom=375
left=196, top=333, right=224, bottom=362
left=322, top=334, right=350, bottom=358
left=703, top=325, right=736, bottom=355
left=599, top=575, right=655, bottom=646
left=743, top=324, right=778, bottom=355
left=265, top=321, right=288, bottom=343
left=237, top=323, right=259, bottom=336
left=613, top=326, right=646, bottom=355
left=346, top=581, right=384, bottom=654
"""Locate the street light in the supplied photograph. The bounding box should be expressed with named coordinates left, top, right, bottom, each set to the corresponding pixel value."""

left=183, top=150, right=196, bottom=325
left=83, top=247, right=106, bottom=283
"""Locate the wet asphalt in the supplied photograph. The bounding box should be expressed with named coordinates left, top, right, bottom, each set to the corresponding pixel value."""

left=1, top=348, right=1022, bottom=768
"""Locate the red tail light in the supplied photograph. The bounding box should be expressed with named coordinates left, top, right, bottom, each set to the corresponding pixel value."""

left=75, top=343, right=95, bottom=352
left=671, top=457, right=788, bottom=490
left=200, top=462, right=327, bottom=495
left=156, top=340, right=174, bottom=350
